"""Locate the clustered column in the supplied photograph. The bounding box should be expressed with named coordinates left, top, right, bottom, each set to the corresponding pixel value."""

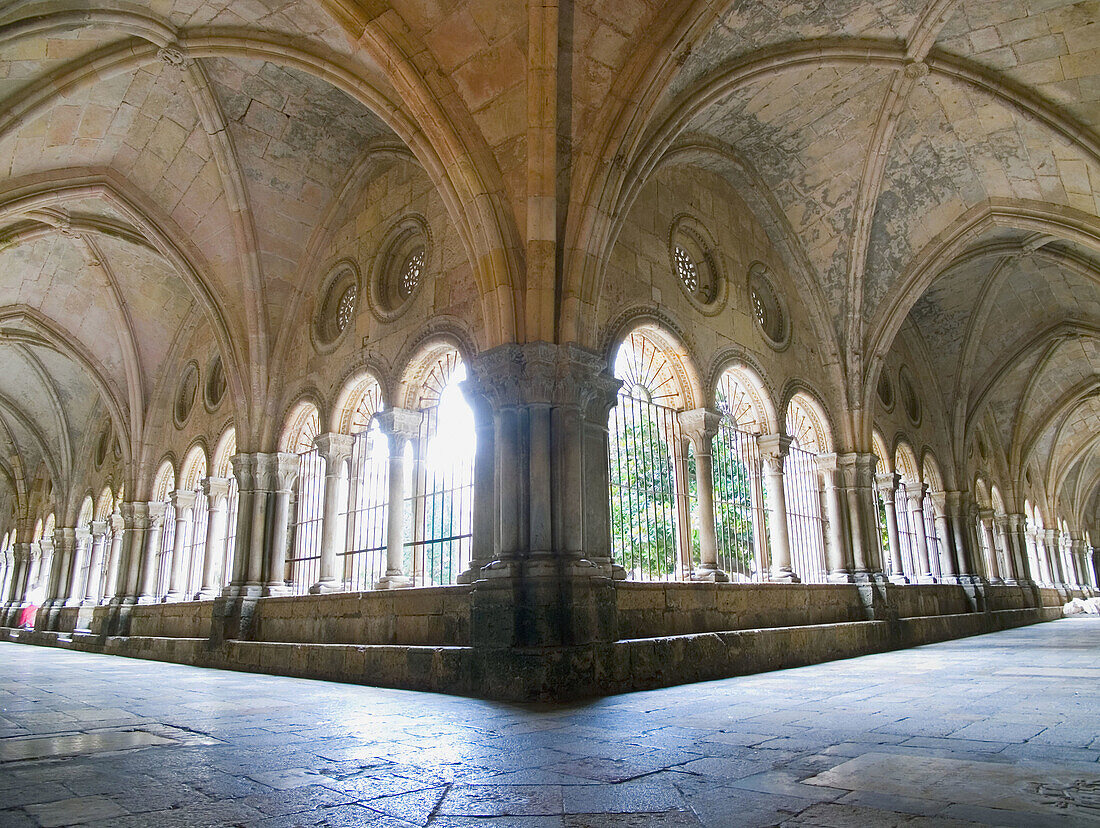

left=839, top=453, right=881, bottom=579
left=198, top=477, right=231, bottom=599
left=906, top=484, right=935, bottom=583
left=978, top=510, right=1002, bottom=584
left=311, top=433, right=354, bottom=593
left=817, top=454, right=854, bottom=582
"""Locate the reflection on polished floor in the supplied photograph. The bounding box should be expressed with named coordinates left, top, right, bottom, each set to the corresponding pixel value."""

left=1, top=618, right=1098, bottom=827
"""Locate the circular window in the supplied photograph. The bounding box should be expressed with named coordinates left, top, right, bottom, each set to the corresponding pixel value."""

left=667, top=216, right=725, bottom=314
left=368, top=215, right=431, bottom=323
left=877, top=371, right=894, bottom=410
left=313, top=261, right=360, bottom=351
left=899, top=367, right=921, bottom=425
left=748, top=263, right=789, bottom=349
left=175, top=362, right=199, bottom=427
left=94, top=427, right=110, bottom=469
left=205, top=353, right=227, bottom=410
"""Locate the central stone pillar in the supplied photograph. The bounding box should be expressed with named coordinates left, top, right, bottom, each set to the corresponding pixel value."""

left=263, top=453, right=299, bottom=597
left=311, top=433, right=354, bottom=593
left=462, top=342, right=621, bottom=690
left=165, top=490, right=197, bottom=602
left=96, top=504, right=147, bottom=636
left=679, top=408, right=728, bottom=582
left=929, top=491, right=957, bottom=581
left=65, top=528, right=90, bottom=606
left=876, top=472, right=906, bottom=583
left=818, top=454, right=854, bottom=582
left=373, top=411, right=421, bottom=589
left=759, top=434, right=798, bottom=582
left=838, top=452, right=882, bottom=580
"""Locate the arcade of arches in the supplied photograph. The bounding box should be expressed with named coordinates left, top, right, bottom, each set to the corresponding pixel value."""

left=0, top=0, right=1098, bottom=699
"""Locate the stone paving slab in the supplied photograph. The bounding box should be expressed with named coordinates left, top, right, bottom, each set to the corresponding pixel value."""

left=0, top=617, right=1098, bottom=826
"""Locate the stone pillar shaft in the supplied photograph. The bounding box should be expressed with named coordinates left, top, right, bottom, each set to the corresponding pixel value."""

left=680, top=409, right=728, bottom=582
left=166, top=491, right=198, bottom=601
left=374, top=412, right=421, bottom=590
left=311, top=433, right=354, bottom=593
left=759, top=434, right=797, bottom=582
left=136, top=504, right=168, bottom=603
left=83, top=522, right=109, bottom=604
left=199, top=478, right=231, bottom=599
left=877, top=473, right=905, bottom=583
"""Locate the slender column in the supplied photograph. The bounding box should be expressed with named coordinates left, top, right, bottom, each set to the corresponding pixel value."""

left=979, top=510, right=1002, bottom=584
left=759, top=434, right=797, bottom=582
left=227, top=454, right=259, bottom=595
left=1044, top=529, right=1065, bottom=586
left=103, top=514, right=124, bottom=601
left=82, top=522, right=108, bottom=604
left=928, top=492, right=957, bottom=580
left=905, top=484, right=935, bottom=583
left=136, top=503, right=168, bottom=603
left=1004, top=514, right=1035, bottom=585
left=264, top=453, right=299, bottom=596
left=165, top=491, right=197, bottom=602
left=1090, top=547, right=1100, bottom=590
left=310, top=433, right=354, bottom=593
left=1067, top=536, right=1085, bottom=588
left=374, top=410, right=421, bottom=589
left=40, top=535, right=61, bottom=607
left=992, top=514, right=1016, bottom=583
left=113, top=503, right=148, bottom=603
left=64, top=529, right=90, bottom=605
left=680, top=408, right=728, bottom=582
left=944, top=491, right=975, bottom=579
left=819, top=454, right=854, bottom=582
left=198, top=478, right=230, bottom=599
left=876, top=472, right=906, bottom=583
left=839, top=453, right=881, bottom=578
left=4, top=542, right=29, bottom=606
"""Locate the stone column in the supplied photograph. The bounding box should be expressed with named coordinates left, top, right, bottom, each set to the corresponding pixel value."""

left=165, top=491, right=197, bottom=602
left=1005, top=513, right=1035, bottom=585
left=992, top=514, right=1016, bottom=584
left=759, top=434, right=797, bottom=582
left=36, top=534, right=61, bottom=629
left=311, top=433, right=354, bottom=593
left=876, top=472, right=906, bottom=583
left=462, top=343, right=622, bottom=656
left=64, top=528, right=90, bottom=605
left=264, top=453, right=300, bottom=596
left=927, top=491, right=957, bottom=581
left=373, top=410, right=421, bottom=589
left=227, top=454, right=259, bottom=595
left=2, top=542, right=31, bottom=625
left=1090, top=546, right=1100, bottom=590
left=1044, top=528, right=1065, bottom=586
left=136, top=503, right=168, bottom=603
left=905, top=484, right=935, bottom=583
left=457, top=386, right=497, bottom=583
left=83, top=522, right=108, bottom=604
left=819, top=454, right=854, bottom=582
left=839, top=453, right=881, bottom=579
left=198, top=478, right=230, bottom=599
left=679, top=408, right=728, bottom=582
left=979, top=510, right=1002, bottom=584
left=103, top=514, right=125, bottom=602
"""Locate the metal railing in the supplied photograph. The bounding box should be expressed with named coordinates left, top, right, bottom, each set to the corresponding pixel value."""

left=784, top=445, right=827, bottom=583
left=608, top=392, right=693, bottom=581
left=287, top=448, right=325, bottom=594
left=342, top=427, right=388, bottom=590
left=713, top=420, right=767, bottom=581
left=406, top=405, right=473, bottom=586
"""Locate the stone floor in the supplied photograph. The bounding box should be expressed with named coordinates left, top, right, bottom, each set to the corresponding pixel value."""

left=1, top=619, right=1098, bottom=827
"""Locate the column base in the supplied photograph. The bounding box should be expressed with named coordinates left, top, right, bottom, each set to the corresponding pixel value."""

left=767, top=568, right=801, bottom=584
left=888, top=574, right=910, bottom=585
left=374, top=574, right=413, bottom=590
left=308, top=579, right=343, bottom=594
left=195, top=587, right=220, bottom=601
left=136, top=595, right=159, bottom=605
left=162, top=592, right=184, bottom=603
left=915, top=575, right=938, bottom=584
left=853, top=571, right=889, bottom=585
left=262, top=583, right=293, bottom=597
left=827, top=570, right=855, bottom=584
left=690, top=567, right=730, bottom=583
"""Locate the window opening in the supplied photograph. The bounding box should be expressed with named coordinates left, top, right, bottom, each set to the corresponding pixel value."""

left=784, top=399, right=827, bottom=583
left=336, top=284, right=357, bottom=333
left=286, top=407, right=324, bottom=594
left=340, top=378, right=388, bottom=591
left=714, top=371, right=767, bottom=581
left=400, top=248, right=425, bottom=299
left=674, top=245, right=699, bottom=293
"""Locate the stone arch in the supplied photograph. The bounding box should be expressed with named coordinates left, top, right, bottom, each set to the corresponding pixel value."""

left=873, top=430, right=892, bottom=474
left=783, top=389, right=834, bottom=455
left=279, top=401, right=322, bottom=455
left=180, top=443, right=208, bottom=491
left=607, top=320, right=703, bottom=413
left=712, top=360, right=777, bottom=436
left=895, top=441, right=921, bottom=486
left=211, top=426, right=237, bottom=479
left=332, top=372, right=386, bottom=436
left=94, top=486, right=115, bottom=521
left=922, top=451, right=945, bottom=493
left=991, top=484, right=1006, bottom=515
left=396, top=335, right=473, bottom=412
left=152, top=460, right=175, bottom=503
left=77, top=495, right=93, bottom=527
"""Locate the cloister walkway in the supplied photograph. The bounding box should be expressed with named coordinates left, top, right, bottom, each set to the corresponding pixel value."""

left=1, top=618, right=1098, bottom=827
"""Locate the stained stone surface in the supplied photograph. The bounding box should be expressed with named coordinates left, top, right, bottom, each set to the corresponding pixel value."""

left=1, top=617, right=1097, bottom=827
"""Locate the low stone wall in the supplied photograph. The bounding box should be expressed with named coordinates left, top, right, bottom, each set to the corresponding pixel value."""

left=251, top=586, right=471, bottom=646
left=128, top=601, right=215, bottom=639
left=616, top=582, right=865, bottom=639
left=1, top=578, right=1077, bottom=701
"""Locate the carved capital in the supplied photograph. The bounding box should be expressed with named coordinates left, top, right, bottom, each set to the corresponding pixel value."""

left=373, top=408, right=423, bottom=444
left=678, top=408, right=722, bottom=447
left=202, top=476, right=231, bottom=501
left=274, top=452, right=300, bottom=491
left=875, top=472, right=901, bottom=502
left=146, top=501, right=168, bottom=528
left=231, top=453, right=255, bottom=491
left=89, top=520, right=109, bottom=539
left=313, top=432, right=354, bottom=467
left=905, top=482, right=928, bottom=511
left=171, top=489, right=198, bottom=512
